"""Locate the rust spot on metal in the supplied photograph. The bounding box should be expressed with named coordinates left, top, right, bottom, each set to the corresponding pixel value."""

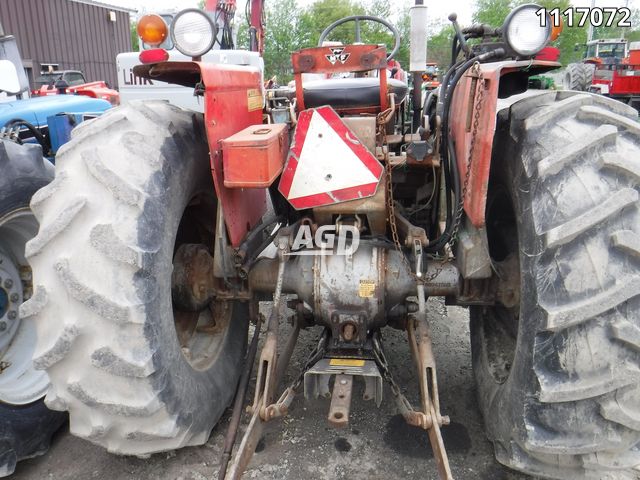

left=298, top=55, right=315, bottom=72
left=171, top=243, right=216, bottom=312
left=328, top=374, right=353, bottom=428
left=360, top=53, right=375, bottom=69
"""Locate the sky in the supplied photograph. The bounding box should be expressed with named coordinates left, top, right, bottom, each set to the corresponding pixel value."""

left=106, top=0, right=638, bottom=29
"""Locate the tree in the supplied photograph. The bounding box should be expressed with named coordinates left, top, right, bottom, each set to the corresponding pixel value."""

left=298, top=0, right=366, bottom=48
left=427, top=24, right=455, bottom=70
left=130, top=20, right=139, bottom=52
left=472, top=0, right=512, bottom=26
left=263, top=0, right=304, bottom=82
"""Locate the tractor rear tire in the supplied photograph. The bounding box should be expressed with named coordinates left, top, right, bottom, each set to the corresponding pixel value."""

left=24, top=101, right=248, bottom=455
left=0, top=140, right=66, bottom=477
left=564, top=63, right=594, bottom=91
left=471, top=91, right=640, bottom=479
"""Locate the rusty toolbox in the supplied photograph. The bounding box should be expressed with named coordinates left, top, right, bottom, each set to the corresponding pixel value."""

left=221, top=123, right=288, bottom=188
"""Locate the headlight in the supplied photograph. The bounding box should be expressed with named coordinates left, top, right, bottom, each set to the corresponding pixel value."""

left=170, top=9, right=216, bottom=58
left=503, top=4, right=551, bottom=57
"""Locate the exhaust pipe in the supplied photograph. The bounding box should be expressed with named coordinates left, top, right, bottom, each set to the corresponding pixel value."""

left=409, top=1, right=429, bottom=132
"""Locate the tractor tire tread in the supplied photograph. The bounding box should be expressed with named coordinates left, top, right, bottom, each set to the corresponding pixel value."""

left=474, top=90, right=640, bottom=479
left=26, top=101, right=247, bottom=455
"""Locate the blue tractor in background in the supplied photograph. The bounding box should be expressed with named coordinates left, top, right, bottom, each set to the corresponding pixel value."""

left=0, top=26, right=111, bottom=477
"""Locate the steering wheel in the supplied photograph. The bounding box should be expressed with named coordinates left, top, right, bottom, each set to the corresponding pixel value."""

left=318, top=15, right=401, bottom=60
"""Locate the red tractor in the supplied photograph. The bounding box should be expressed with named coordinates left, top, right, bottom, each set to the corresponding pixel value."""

left=566, top=38, right=640, bottom=109
left=23, top=2, right=640, bottom=479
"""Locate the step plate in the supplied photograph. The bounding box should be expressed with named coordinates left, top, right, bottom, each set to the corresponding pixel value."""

left=304, top=358, right=383, bottom=407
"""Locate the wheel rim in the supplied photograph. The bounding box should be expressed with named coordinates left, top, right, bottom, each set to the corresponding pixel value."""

left=0, top=208, right=49, bottom=404
left=171, top=194, right=233, bottom=372
left=482, top=186, right=520, bottom=385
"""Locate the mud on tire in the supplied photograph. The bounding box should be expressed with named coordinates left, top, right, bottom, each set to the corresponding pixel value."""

left=24, top=101, right=248, bottom=455
left=471, top=91, right=640, bottom=479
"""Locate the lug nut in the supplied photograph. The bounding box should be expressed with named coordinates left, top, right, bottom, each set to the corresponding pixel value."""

left=10, top=293, right=19, bottom=303
left=4, top=279, right=13, bottom=289
left=7, top=311, right=17, bottom=320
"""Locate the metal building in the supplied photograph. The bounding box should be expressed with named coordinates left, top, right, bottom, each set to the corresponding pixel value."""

left=0, top=0, right=134, bottom=89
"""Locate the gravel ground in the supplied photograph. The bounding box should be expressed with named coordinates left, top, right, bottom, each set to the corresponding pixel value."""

left=11, top=300, right=537, bottom=480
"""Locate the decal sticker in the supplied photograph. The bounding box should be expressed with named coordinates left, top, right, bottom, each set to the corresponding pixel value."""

left=329, top=358, right=366, bottom=367
left=358, top=279, right=376, bottom=298
left=247, top=88, right=263, bottom=111
left=325, top=47, right=351, bottom=65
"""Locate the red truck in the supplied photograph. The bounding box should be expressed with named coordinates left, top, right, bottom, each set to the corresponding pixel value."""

left=566, top=38, right=640, bottom=110
left=32, top=69, right=119, bottom=105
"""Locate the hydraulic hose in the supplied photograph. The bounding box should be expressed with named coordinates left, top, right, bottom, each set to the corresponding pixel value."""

left=3, top=118, right=50, bottom=153
left=427, top=49, right=504, bottom=253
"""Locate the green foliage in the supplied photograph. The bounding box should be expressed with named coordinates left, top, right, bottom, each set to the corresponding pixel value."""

left=472, top=0, right=512, bottom=26
left=130, top=20, right=139, bottom=52
left=298, top=0, right=366, bottom=48
left=263, top=0, right=304, bottom=82
left=427, top=24, right=455, bottom=69
left=258, top=0, right=413, bottom=82
left=241, top=0, right=640, bottom=80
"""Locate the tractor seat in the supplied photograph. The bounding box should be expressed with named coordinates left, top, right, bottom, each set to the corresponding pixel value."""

left=302, top=77, right=408, bottom=110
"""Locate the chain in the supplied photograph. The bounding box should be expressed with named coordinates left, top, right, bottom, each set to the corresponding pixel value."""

left=378, top=107, right=448, bottom=285
left=379, top=108, right=405, bottom=271
left=372, top=334, right=404, bottom=399
left=450, top=62, right=485, bottom=245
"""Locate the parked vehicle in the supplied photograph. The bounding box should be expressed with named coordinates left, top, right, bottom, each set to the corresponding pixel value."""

left=565, top=38, right=640, bottom=109
left=26, top=3, right=640, bottom=480
left=0, top=28, right=112, bottom=478
left=32, top=69, right=120, bottom=105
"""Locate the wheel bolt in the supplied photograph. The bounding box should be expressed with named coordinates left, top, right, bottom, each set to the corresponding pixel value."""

left=0, top=322, right=6, bottom=331
left=7, top=311, right=17, bottom=320
left=4, top=279, right=13, bottom=289
left=10, top=293, right=19, bottom=303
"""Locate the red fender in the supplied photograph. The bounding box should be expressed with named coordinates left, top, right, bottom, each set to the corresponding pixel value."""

left=133, top=61, right=267, bottom=247
left=449, top=60, right=559, bottom=227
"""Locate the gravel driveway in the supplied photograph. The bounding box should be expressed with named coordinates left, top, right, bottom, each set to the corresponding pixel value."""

left=11, top=301, right=536, bottom=480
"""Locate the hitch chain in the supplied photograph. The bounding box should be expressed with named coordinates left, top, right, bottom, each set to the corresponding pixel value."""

left=380, top=63, right=484, bottom=288
left=378, top=111, right=446, bottom=285
left=372, top=334, right=421, bottom=423
left=266, top=330, right=328, bottom=419
left=450, top=62, right=485, bottom=245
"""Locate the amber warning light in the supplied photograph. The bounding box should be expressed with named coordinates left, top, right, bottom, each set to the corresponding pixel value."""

left=550, top=16, right=563, bottom=41
left=137, top=14, right=168, bottom=47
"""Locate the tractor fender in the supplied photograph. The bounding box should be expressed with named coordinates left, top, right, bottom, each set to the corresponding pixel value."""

left=449, top=60, right=559, bottom=227
left=134, top=61, right=267, bottom=247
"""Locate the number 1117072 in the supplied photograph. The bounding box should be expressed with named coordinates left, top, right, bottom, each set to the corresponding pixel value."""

left=536, top=7, right=632, bottom=28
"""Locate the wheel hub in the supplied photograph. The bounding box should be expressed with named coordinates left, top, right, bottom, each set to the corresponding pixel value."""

left=0, top=250, right=22, bottom=356
left=171, top=243, right=217, bottom=312
left=0, top=209, right=48, bottom=405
